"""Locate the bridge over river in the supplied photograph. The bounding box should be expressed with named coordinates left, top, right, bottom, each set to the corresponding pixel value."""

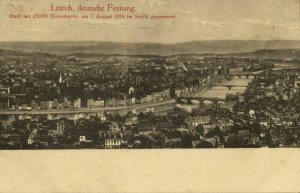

left=177, top=96, right=227, bottom=104
left=179, top=75, right=254, bottom=103
left=207, top=84, right=248, bottom=90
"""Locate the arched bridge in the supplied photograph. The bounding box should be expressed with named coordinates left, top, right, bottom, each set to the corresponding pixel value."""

left=229, top=73, right=265, bottom=79
left=208, top=84, right=248, bottom=90
left=177, top=97, right=226, bottom=104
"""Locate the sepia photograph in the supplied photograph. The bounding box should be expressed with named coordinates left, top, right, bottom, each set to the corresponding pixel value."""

left=0, top=0, right=300, bottom=150
left=2, top=0, right=300, bottom=193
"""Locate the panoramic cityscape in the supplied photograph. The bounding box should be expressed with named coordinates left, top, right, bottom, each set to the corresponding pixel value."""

left=0, top=41, right=299, bottom=149
left=3, top=1, right=300, bottom=193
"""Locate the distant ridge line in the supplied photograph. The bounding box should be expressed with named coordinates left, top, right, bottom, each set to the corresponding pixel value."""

left=0, top=40, right=300, bottom=58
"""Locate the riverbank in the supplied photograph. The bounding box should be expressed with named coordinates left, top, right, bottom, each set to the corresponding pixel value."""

left=0, top=99, right=176, bottom=115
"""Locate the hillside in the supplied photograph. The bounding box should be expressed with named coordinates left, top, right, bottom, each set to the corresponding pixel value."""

left=0, top=40, right=300, bottom=56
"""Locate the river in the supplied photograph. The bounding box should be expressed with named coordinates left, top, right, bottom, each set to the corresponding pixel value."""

left=177, top=76, right=254, bottom=112
left=0, top=77, right=253, bottom=127
left=0, top=103, right=177, bottom=127
left=201, top=76, right=253, bottom=99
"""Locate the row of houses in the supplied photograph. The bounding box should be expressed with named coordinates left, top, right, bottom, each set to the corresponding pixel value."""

left=7, top=88, right=172, bottom=111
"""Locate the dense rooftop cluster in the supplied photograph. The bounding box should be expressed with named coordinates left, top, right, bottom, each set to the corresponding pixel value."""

left=0, top=51, right=299, bottom=149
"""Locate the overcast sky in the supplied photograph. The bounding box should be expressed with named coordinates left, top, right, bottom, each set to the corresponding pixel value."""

left=0, top=0, right=299, bottom=42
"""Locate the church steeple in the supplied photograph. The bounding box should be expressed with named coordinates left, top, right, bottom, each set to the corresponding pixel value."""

left=59, top=73, right=63, bottom=83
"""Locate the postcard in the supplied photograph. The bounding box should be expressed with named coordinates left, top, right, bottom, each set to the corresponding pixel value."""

left=0, top=0, right=300, bottom=192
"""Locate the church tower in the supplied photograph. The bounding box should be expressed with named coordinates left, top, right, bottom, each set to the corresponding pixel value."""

left=59, top=73, right=63, bottom=83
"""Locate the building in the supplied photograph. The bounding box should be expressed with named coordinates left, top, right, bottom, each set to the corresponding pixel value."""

left=105, top=139, right=123, bottom=149
left=87, top=98, right=105, bottom=108
left=74, top=98, right=81, bottom=108
left=129, top=87, right=135, bottom=94
left=185, top=116, right=211, bottom=127
left=79, top=135, right=94, bottom=144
